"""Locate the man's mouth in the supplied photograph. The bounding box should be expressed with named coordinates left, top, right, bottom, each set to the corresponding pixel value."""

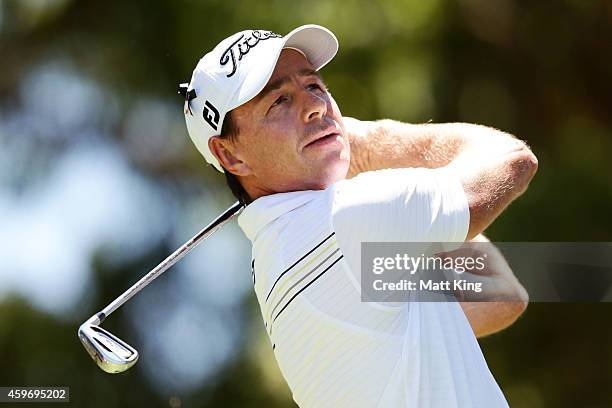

left=303, top=132, right=341, bottom=149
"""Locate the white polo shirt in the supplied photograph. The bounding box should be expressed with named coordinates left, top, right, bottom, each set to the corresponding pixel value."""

left=238, top=168, right=508, bottom=408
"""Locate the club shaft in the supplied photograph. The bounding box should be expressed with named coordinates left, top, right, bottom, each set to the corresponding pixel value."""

left=94, top=201, right=244, bottom=324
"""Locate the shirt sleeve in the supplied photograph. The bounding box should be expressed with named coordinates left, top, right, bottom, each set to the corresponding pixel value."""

left=329, top=168, right=470, bottom=283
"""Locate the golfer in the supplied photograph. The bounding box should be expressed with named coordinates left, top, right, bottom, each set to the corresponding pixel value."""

left=180, top=24, right=536, bottom=407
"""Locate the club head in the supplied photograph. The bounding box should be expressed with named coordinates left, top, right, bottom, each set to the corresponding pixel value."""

left=78, top=323, right=139, bottom=374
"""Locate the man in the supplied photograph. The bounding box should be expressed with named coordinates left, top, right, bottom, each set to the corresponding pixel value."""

left=180, top=25, right=536, bottom=407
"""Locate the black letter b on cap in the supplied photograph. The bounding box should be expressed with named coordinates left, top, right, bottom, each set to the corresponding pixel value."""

left=203, top=101, right=220, bottom=131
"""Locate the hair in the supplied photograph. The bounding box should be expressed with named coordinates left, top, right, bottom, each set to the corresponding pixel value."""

left=219, top=111, right=252, bottom=206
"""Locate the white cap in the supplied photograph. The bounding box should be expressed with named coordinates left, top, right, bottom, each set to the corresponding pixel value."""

left=181, top=24, right=339, bottom=172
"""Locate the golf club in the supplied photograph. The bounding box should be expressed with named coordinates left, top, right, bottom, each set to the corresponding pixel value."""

left=78, top=201, right=244, bottom=373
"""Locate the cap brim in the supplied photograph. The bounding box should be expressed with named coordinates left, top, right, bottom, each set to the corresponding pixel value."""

left=284, top=24, right=339, bottom=71
left=230, top=24, right=338, bottom=111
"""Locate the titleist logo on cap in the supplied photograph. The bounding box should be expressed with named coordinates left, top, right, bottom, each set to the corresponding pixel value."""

left=219, top=30, right=282, bottom=78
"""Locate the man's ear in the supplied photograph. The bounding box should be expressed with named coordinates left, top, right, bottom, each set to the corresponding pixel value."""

left=208, top=136, right=252, bottom=176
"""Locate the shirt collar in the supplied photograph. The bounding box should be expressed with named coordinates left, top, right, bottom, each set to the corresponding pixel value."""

left=238, top=190, right=318, bottom=241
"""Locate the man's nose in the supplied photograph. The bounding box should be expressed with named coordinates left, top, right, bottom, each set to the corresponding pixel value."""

left=301, top=91, right=327, bottom=122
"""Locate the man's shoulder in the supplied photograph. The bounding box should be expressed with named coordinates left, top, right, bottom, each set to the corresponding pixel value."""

left=246, top=188, right=340, bottom=302
left=238, top=188, right=334, bottom=243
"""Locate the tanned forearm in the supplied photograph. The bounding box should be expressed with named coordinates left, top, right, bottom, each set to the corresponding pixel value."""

left=345, top=117, right=528, bottom=176
left=345, top=117, right=538, bottom=240
left=345, top=118, right=461, bottom=175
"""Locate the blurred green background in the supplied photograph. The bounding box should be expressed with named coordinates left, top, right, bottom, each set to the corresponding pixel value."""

left=1, top=0, right=611, bottom=407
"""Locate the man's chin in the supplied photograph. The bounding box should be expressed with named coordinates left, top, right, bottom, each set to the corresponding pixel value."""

left=308, top=160, right=350, bottom=190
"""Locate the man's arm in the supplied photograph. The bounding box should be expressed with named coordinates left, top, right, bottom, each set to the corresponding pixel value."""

left=346, top=117, right=530, bottom=174
left=345, top=117, right=538, bottom=240
left=346, top=118, right=465, bottom=174
left=453, top=234, right=528, bottom=337
left=345, top=118, right=536, bottom=335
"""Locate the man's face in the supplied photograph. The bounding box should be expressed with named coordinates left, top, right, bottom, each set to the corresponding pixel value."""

left=226, top=49, right=350, bottom=196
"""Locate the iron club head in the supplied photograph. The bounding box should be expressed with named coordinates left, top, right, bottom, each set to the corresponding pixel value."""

left=78, top=318, right=139, bottom=374
left=78, top=202, right=243, bottom=373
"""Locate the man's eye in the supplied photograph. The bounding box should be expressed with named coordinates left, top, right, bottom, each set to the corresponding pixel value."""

left=307, top=83, right=323, bottom=92
left=270, top=95, right=287, bottom=109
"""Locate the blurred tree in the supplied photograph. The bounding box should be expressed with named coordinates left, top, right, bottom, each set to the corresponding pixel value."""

left=1, top=0, right=611, bottom=406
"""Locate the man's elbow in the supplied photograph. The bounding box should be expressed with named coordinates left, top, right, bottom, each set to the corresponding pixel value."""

left=499, top=282, right=529, bottom=330
left=475, top=291, right=529, bottom=338
left=509, top=145, right=539, bottom=194
left=509, top=284, right=529, bottom=317
left=510, top=299, right=528, bottom=321
left=486, top=127, right=539, bottom=183
left=497, top=300, right=528, bottom=335
left=464, top=295, right=529, bottom=338
left=518, top=145, right=538, bottom=178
